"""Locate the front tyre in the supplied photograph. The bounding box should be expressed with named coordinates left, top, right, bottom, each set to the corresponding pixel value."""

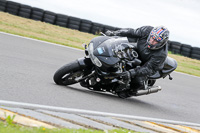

left=53, top=60, right=84, bottom=85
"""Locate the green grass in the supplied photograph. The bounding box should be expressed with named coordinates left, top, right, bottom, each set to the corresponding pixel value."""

left=0, top=120, right=138, bottom=133
left=0, top=12, right=200, bottom=77
left=169, top=53, right=200, bottom=77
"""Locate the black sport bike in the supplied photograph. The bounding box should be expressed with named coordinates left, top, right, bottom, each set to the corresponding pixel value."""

left=53, top=35, right=177, bottom=98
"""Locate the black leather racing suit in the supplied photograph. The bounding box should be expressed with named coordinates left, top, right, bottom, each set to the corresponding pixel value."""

left=113, top=26, right=168, bottom=87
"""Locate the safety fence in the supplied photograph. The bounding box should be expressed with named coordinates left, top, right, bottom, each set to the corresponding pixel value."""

left=0, top=0, right=200, bottom=60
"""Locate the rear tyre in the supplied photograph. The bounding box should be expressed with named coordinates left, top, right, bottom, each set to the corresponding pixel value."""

left=53, top=60, right=84, bottom=85
left=117, top=91, right=130, bottom=99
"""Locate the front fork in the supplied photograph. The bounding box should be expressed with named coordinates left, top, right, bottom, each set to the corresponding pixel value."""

left=77, top=57, right=124, bottom=92
left=75, top=57, right=94, bottom=82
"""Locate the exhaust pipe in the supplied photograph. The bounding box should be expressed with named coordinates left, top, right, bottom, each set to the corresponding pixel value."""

left=134, top=86, right=162, bottom=96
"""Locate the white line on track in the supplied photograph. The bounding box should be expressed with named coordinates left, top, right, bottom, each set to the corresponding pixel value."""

left=0, top=100, right=200, bottom=127
left=0, top=31, right=83, bottom=51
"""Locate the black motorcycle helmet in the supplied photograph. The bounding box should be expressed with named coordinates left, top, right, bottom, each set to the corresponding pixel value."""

left=147, top=26, right=169, bottom=50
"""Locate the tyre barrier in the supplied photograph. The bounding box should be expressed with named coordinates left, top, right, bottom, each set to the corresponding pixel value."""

left=80, top=19, right=92, bottom=33
left=167, top=40, right=172, bottom=51
left=170, top=41, right=182, bottom=54
left=180, top=44, right=192, bottom=57
left=43, top=11, right=56, bottom=24
left=55, top=14, right=69, bottom=27
left=31, top=7, right=44, bottom=21
left=67, top=16, right=81, bottom=30
left=18, top=4, right=32, bottom=18
left=190, top=47, right=200, bottom=60
left=5, top=1, right=20, bottom=15
left=91, top=22, right=105, bottom=34
left=168, top=41, right=200, bottom=60
left=1, top=0, right=200, bottom=60
left=0, top=0, right=6, bottom=12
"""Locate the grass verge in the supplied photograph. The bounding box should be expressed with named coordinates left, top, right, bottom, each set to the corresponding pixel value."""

left=0, top=120, right=137, bottom=133
left=0, top=12, right=200, bottom=77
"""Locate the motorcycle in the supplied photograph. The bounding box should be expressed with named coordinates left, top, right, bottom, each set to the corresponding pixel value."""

left=53, top=34, right=177, bottom=98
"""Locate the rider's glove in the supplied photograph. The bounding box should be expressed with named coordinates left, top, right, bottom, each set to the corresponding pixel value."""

left=117, top=69, right=136, bottom=93
left=121, top=69, right=136, bottom=81
left=105, top=30, right=114, bottom=36
left=129, top=69, right=136, bottom=78
left=121, top=71, right=131, bottom=81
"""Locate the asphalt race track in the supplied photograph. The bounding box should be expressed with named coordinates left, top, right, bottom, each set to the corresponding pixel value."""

left=0, top=32, right=200, bottom=124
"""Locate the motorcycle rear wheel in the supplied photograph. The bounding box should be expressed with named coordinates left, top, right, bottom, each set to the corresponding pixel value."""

left=53, top=60, right=84, bottom=85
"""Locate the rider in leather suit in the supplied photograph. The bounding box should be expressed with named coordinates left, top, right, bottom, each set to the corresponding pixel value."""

left=105, top=26, right=170, bottom=94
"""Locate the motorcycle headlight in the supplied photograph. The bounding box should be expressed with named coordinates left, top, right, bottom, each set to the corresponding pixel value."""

left=88, top=43, right=102, bottom=67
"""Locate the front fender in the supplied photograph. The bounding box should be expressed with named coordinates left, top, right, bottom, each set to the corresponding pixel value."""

left=77, top=57, right=93, bottom=69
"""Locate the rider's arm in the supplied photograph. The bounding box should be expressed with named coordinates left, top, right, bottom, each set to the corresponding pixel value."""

left=113, top=26, right=153, bottom=38
left=134, top=55, right=166, bottom=77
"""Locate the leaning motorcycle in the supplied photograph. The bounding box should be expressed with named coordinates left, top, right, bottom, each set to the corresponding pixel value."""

left=53, top=35, right=177, bottom=98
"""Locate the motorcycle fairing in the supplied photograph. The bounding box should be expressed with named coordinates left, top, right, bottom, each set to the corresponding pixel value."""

left=149, top=56, right=177, bottom=79
left=92, top=37, right=129, bottom=68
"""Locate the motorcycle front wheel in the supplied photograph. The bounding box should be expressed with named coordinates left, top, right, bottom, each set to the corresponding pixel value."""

left=53, top=60, right=84, bottom=85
